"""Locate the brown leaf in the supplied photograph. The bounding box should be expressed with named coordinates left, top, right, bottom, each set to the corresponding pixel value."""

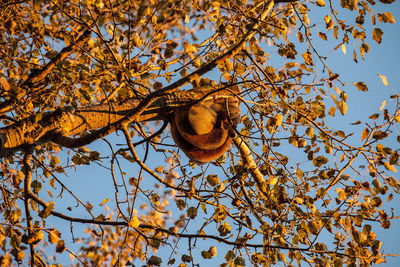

left=318, top=32, right=327, bottom=41
left=355, top=81, right=368, bottom=91
left=372, top=28, right=383, bottom=44
left=56, top=240, right=66, bottom=253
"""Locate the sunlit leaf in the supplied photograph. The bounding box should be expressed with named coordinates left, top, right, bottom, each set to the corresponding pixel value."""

left=341, top=44, right=346, bottom=55
left=378, top=74, right=389, bottom=86
left=372, top=28, right=384, bottom=44
left=384, top=162, right=397, bottom=172
left=218, top=222, right=231, bottom=236
left=337, top=101, right=348, bottom=115
left=355, top=81, right=368, bottom=91
left=361, top=128, right=370, bottom=141
left=128, top=216, right=140, bottom=228
left=99, top=198, right=109, bottom=206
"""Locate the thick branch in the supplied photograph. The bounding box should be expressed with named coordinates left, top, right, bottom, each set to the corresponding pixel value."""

left=233, top=136, right=272, bottom=202
left=0, top=88, right=236, bottom=157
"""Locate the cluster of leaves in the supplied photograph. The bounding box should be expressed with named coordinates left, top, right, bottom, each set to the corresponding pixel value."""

left=0, top=0, right=399, bottom=266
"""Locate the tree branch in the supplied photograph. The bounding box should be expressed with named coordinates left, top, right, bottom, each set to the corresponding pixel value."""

left=0, top=1, right=275, bottom=157
left=0, top=29, right=91, bottom=115
left=22, top=149, right=35, bottom=266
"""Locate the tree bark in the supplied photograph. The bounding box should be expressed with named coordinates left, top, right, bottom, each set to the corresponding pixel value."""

left=0, top=87, right=238, bottom=157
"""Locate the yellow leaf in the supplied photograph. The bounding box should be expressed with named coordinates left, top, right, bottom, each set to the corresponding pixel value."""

left=341, top=44, right=346, bottom=55
left=378, top=74, right=388, bottom=86
left=379, top=100, right=387, bottom=111
left=183, top=41, right=197, bottom=54
left=129, top=216, right=140, bottom=228
left=330, top=93, right=338, bottom=105
left=99, top=198, right=109, bottom=206
left=375, top=257, right=386, bottom=264
left=384, top=162, right=397, bottom=172
left=0, top=77, right=10, bottom=91
left=384, top=11, right=395, bottom=23
left=361, top=128, right=370, bottom=141
left=48, top=230, right=60, bottom=244
left=275, top=114, right=283, bottom=127
left=337, top=101, right=348, bottom=115
left=155, top=166, right=163, bottom=173
left=316, top=0, right=325, bottom=6
left=328, top=106, right=336, bottom=116
left=335, top=188, right=347, bottom=200
left=267, top=176, right=278, bottom=186
left=302, top=51, right=313, bottom=65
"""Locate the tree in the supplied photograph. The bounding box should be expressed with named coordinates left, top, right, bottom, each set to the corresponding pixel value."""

left=0, top=0, right=399, bottom=266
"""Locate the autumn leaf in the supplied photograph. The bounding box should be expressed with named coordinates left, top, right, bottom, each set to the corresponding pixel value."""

left=337, top=101, right=348, bottom=115
left=201, top=250, right=212, bottom=259
left=56, top=240, right=66, bottom=253
left=355, top=81, right=368, bottom=91
left=318, top=32, right=327, bottom=41
left=384, top=162, right=397, bottom=172
left=206, top=174, right=220, bottom=186
left=378, top=12, right=395, bottom=23
left=378, top=74, right=389, bottom=86
left=148, top=256, right=162, bottom=266
left=48, top=230, right=60, bottom=244
left=341, top=44, right=346, bottom=55
left=341, top=0, right=358, bottom=10
left=0, top=77, right=10, bottom=91
left=187, top=206, right=198, bottom=219
left=372, top=28, right=384, bottom=44
left=313, top=156, right=329, bottom=167
left=302, top=51, right=313, bottom=65
left=209, top=246, right=217, bottom=257
left=361, top=128, right=370, bottom=141
left=128, top=216, right=141, bottom=228
left=218, top=222, right=231, bottom=236
left=99, top=198, right=109, bottom=206
left=372, top=130, right=389, bottom=140
left=267, top=176, right=278, bottom=186
left=183, top=41, right=197, bottom=54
